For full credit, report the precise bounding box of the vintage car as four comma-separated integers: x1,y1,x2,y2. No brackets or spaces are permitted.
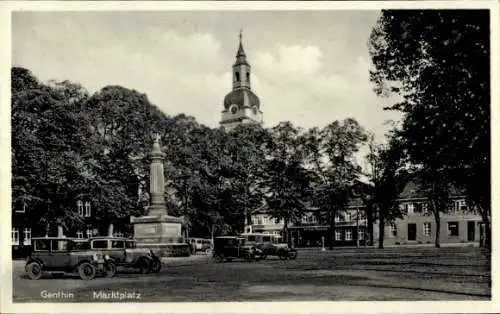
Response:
212,236,264,262
187,238,213,254
240,233,297,260
77,237,161,276
25,237,106,280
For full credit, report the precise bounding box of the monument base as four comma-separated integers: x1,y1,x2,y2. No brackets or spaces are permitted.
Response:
130,214,190,257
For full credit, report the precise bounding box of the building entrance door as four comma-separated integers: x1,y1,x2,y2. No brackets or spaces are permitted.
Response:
407,223,417,241
467,221,475,241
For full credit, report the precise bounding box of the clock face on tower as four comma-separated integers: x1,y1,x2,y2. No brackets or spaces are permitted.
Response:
230,104,238,114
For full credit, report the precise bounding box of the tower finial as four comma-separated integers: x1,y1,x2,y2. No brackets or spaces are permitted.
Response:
236,29,246,58
239,29,243,43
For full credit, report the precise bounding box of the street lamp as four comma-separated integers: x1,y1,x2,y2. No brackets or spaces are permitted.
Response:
321,236,326,251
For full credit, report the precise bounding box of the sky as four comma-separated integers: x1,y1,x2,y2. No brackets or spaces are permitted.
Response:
12,10,402,144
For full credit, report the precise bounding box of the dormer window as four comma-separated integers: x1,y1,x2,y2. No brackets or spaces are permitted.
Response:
77,200,84,216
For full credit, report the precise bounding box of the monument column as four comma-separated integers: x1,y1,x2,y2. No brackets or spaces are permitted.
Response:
130,134,189,257
148,134,167,217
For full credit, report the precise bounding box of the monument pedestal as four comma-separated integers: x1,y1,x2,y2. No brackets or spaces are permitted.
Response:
131,214,190,257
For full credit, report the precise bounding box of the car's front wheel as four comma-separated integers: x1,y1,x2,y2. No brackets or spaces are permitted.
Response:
78,262,96,280
26,262,43,280
138,258,150,274
278,251,288,260
104,261,117,278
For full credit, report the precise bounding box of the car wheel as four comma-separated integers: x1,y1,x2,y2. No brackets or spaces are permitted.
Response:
26,262,43,280
261,254,267,260
289,253,297,260
243,253,253,262
205,248,212,255
138,258,150,274
150,258,162,273
78,262,96,280
278,253,288,260
104,261,117,278
215,254,225,262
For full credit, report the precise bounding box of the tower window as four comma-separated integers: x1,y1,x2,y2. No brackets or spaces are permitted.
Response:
235,72,240,81
246,72,250,81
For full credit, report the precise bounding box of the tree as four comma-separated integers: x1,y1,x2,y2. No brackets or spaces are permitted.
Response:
303,119,368,249
369,10,490,248
262,122,312,244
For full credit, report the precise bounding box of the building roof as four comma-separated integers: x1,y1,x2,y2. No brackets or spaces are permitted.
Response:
223,88,260,110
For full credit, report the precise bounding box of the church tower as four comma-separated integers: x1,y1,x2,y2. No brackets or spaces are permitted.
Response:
220,31,263,131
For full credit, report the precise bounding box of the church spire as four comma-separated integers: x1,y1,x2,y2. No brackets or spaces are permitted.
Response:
237,29,246,57
234,29,248,66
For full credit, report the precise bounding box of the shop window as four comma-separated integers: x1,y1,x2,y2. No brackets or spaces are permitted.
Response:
448,222,459,236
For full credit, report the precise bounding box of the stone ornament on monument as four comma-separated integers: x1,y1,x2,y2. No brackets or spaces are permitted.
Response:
130,134,189,257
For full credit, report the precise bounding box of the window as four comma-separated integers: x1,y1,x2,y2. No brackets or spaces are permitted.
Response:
53,240,68,252
86,229,93,238
422,202,430,214
413,203,423,213
335,213,343,222
423,222,431,236
77,200,84,216
12,228,19,245
247,235,256,242
23,228,32,245
246,72,250,82
346,212,352,221
113,232,124,238
76,231,84,239
34,239,50,251
126,241,136,249
407,203,414,214
256,216,263,225
84,201,91,217
358,211,366,220
262,236,271,242
92,240,108,249
345,229,353,241
111,240,125,249
358,229,364,241
389,224,397,237
235,72,240,81
335,229,342,241
448,222,459,236
454,200,467,212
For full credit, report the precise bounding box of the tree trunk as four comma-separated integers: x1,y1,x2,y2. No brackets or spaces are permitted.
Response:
432,199,441,248
378,206,385,249
367,203,374,246
283,219,289,245
481,211,491,250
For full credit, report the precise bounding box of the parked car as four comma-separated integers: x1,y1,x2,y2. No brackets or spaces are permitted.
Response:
212,236,264,262
241,233,297,260
188,238,213,254
25,237,106,280
77,237,161,276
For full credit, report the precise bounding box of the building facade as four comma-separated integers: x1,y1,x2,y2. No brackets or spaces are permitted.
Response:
220,32,263,131
248,180,484,247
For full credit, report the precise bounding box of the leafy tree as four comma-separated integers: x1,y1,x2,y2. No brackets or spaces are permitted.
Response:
303,118,368,248
262,122,313,244
369,10,490,248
